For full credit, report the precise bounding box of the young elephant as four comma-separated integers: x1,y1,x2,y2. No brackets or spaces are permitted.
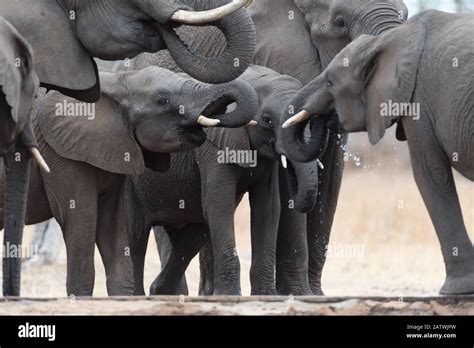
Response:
283,11,474,294
0,66,257,296
127,65,320,296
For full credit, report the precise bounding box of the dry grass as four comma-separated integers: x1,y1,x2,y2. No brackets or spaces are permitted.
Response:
8,133,474,297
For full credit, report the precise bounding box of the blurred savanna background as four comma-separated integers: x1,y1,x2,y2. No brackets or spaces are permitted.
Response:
11,0,474,297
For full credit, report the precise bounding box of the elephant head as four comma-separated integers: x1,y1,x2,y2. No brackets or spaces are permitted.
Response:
0,0,256,102
37,66,258,174
0,17,52,296
206,65,319,212
283,16,427,145
248,0,408,162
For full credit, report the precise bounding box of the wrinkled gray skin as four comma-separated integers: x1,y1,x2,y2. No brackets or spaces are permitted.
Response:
128,25,320,295
0,17,39,296
0,0,256,102
126,65,317,295
285,11,474,295
0,66,256,296
250,0,407,294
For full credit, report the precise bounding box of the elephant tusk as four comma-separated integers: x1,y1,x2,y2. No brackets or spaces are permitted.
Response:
28,147,51,174
247,120,258,126
281,155,288,169
197,115,221,127
282,110,312,129
170,0,251,25
317,159,324,170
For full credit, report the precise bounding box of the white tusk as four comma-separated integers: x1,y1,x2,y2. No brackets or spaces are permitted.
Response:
170,0,251,25
28,147,51,173
281,155,288,169
317,159,324,170
197,115,221,127
247,120,258,126
282,110,312,129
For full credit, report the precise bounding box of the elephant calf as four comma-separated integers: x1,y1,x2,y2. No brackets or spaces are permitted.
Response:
283,10,474,295
127,65,320,296
0,66,257,296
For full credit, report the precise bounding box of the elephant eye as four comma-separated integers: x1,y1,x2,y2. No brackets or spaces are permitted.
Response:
157,96,170,106
262,115,273,128
327,79,333,87
334,16,347,28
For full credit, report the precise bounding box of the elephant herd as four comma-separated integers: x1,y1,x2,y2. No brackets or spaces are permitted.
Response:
0,0,472,298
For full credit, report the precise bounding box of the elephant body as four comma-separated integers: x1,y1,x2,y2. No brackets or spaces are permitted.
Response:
0,66,257,296
0,16,44,296
284,10,474,294
247,0,408,294
128,62,323,295
128,142,281,295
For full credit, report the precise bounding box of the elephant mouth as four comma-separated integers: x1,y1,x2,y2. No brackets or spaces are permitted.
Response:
180,125,207,146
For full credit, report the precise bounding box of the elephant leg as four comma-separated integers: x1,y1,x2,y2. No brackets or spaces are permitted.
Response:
276,167,311,295
150,224,209,295
198,240,215,295
307,134,346,295
96,187,134,296
408,136,474,295
153,226,188,295
127,216,150,296
52,193,98,296
203,170,241,295
248,162,280,295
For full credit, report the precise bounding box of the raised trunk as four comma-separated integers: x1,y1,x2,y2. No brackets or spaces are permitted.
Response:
2,148,31,296
198,79,258,127
160,0,256,84
286,160,319,213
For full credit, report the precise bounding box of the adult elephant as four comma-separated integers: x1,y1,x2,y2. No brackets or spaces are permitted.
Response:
0,17,51,296
0,0,256,102
282,11,474,295
126,65,318,295
0,66,257,296
248,0,407,295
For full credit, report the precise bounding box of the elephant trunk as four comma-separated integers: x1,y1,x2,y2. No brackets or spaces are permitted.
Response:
281,76,332,163
195,79,258,128
2,148,31,296
286,160,319,213
159,0,256,84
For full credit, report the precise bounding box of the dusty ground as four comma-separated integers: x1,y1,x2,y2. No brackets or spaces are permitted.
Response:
1,133,473,314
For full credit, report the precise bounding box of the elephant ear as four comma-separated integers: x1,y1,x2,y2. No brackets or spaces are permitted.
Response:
204,127,252,168
1,0,100,102
0,17,38,127
37,91,145,175
248,0,321,84
350,17,427,145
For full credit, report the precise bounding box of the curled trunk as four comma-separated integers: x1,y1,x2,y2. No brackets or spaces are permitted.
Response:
199,79,258,127
160,0,256,84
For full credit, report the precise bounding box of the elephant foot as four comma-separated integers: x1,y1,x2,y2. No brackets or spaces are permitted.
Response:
311,287,325,296
440,272,474,295
213,288,242,296
251,288,278,296
150,279,184,295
